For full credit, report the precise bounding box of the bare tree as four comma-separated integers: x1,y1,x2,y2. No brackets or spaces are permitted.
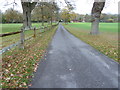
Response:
64,0,75,10
91,0,106,35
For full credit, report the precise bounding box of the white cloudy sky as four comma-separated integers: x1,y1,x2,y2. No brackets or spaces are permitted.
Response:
0,0,119,14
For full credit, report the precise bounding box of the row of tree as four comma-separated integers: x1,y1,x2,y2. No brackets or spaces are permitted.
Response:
1,9,23,23
79,14,118,23
1,1,59,25
59,7,118,23
1,8,118,24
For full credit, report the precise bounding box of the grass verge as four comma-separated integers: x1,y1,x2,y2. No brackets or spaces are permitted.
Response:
2,26,58,88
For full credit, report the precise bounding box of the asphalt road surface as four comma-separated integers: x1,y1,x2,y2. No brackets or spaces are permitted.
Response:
30,24,119,88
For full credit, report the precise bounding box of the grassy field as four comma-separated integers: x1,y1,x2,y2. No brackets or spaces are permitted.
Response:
67,23,118,32
2,24,58,88
1,23,49,33
63,22,118,62
1,23,54,48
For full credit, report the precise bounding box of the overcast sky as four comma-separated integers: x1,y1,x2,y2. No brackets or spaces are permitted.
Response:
0,0,119,14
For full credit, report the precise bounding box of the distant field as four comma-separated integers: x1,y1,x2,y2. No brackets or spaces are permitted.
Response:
68,23,118,33
1,23,117,33
1,23,48,33
64,22,118,62
1,23,22,33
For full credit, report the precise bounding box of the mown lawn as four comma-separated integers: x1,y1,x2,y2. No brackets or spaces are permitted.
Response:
1,23,49,33
63,22,118,62
67,23,118,32
2,25,58,88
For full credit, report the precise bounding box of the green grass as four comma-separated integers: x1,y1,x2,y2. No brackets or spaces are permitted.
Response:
1,23,46,33
1,23,22,33
1,23,57,34
64,23,118,62
68,23,118,33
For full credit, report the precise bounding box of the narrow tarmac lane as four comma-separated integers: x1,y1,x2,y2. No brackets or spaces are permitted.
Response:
30,24,118,88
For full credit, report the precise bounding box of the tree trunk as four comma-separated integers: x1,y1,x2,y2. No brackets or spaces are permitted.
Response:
51,17,52,25
91,0,105,35
21,1,37,30
19,28,24,49
91,18,99,35
41,6,44,26
22,8,32,30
